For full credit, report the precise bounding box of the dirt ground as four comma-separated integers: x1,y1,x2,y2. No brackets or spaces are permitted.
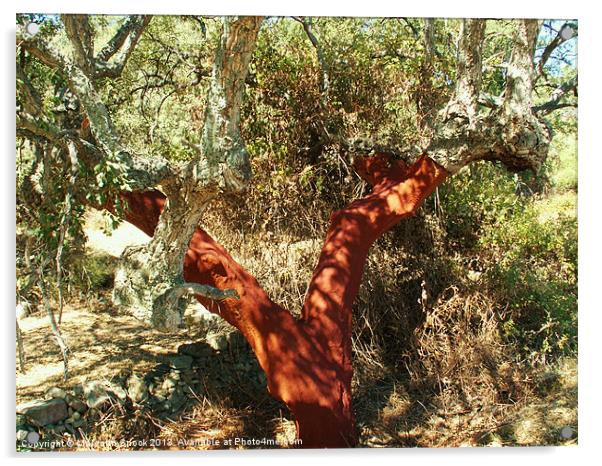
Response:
17,210,181,403
17,303,195,403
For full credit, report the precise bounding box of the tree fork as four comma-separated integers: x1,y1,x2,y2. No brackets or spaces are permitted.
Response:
106,152,447,447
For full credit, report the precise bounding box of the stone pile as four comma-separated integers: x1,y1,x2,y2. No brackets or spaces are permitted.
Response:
17,332,266,448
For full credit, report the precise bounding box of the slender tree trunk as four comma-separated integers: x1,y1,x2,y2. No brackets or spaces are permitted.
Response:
107,152,447,447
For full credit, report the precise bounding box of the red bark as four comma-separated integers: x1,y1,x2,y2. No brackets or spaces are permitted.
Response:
111,153,447,448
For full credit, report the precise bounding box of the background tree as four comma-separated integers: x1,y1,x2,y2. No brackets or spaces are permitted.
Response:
16,15,577,447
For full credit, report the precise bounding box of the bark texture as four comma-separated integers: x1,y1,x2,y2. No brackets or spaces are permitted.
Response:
426,19,549,174
107,152,447,447
110,16,263,329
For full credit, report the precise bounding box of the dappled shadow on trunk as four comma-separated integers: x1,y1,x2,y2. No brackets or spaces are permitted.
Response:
100,154,447,447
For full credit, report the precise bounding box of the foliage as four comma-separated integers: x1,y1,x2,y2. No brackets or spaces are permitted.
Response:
437,135,577,362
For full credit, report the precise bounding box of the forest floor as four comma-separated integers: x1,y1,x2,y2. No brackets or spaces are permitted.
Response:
16,209,578,450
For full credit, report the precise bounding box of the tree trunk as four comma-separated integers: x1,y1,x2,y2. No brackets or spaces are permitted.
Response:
110,17,263,329
107,152,447,447
110,186,212,328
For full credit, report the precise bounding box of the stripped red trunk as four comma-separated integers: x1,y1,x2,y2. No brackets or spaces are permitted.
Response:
111,154,447,448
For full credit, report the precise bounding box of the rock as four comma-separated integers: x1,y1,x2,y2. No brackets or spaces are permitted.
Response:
107,382,128,401
46,387,67,400
16,302,30,320
18,398,68,426
72,385,84,396
126,374,148,403
166,390,186,412
83,381,111,409
167,355,193,370
72,418,85,428
51,424,66,434
162,378,177,391
206,334,228,352
67,398,87,413
153,363,172,375
178,342,213,359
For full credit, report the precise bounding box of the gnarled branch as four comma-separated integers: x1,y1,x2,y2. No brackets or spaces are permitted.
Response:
535,22,578,83
533,76,577,115
95,15,152,79
191,16,264,193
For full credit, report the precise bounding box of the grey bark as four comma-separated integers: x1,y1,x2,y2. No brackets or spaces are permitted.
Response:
424,19,436,64
18,16,263,330
113,16,263,329
17,20,175,191
112,186,210,329
190,16,263,193
427,19,551,174
95,16,152,79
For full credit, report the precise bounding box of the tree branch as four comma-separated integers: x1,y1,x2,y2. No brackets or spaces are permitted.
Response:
478,92,503,109
62,14,95,75
17,113,65,143
16,62,42,115
423,18,436,64
427,19,486,173
191,16,264,193
174,282,239,301
444,19,486,121
535,22,577,83
533,76,578,115
293,16,330,97
94,15,152,79
427,20,552,174
502,19,541,115
400,18,420,38
17,28,64,70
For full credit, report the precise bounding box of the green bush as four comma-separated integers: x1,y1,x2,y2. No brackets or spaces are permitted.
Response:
437,156,577,363
480,199,577,361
